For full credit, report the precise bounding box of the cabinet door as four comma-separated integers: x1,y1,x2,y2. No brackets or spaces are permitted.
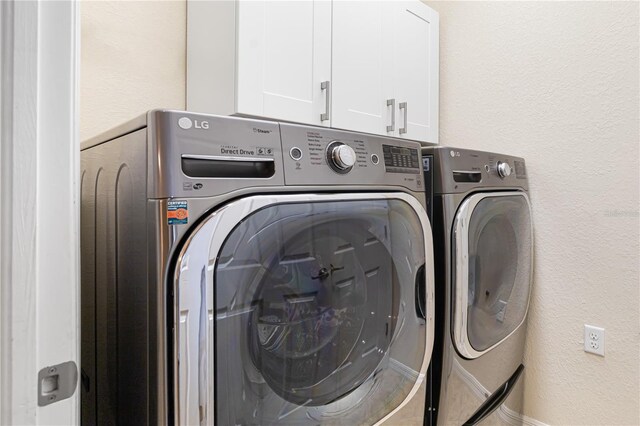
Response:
331,1,395,135
236,1,331,125
393,1,439,143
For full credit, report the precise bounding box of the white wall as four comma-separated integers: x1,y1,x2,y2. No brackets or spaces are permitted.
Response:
426,2,639,424
80,0,186,141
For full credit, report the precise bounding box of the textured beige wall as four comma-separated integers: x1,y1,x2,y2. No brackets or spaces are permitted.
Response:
80,1,186,141
426,1,640,424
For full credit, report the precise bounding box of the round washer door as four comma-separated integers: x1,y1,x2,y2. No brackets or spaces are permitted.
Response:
452,191,533,359
172,192,434,425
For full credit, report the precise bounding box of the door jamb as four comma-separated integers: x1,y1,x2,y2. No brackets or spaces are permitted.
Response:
0,1,80,423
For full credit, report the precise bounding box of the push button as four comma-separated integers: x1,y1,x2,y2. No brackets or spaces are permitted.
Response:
289,147,303,161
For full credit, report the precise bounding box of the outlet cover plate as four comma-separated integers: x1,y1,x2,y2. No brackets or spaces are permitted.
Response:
584,324,605,357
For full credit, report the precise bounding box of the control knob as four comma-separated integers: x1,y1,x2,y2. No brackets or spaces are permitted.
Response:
326,141,356,173
497,161,512,178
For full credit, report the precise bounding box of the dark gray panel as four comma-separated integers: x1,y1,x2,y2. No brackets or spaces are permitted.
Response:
94,164,115,425
80,168,96,425
115,164,149,423
80,129,150,425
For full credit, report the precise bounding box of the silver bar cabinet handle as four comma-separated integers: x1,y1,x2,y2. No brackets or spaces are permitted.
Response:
386,99,395,132
399,101,408,134
321,81,331,121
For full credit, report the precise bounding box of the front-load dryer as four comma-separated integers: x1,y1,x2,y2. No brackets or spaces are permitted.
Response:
80,110,435,425
422,147,533,425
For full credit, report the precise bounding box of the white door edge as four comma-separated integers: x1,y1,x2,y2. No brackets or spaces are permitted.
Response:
0,1,80,424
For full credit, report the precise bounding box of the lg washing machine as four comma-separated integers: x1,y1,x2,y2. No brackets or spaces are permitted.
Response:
422,147,533,425
80,110,435,425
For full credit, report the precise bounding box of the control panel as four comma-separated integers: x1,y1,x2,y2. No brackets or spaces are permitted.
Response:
382,145,421,174
424,147,528,194
280,123,424,192
146,110,426,198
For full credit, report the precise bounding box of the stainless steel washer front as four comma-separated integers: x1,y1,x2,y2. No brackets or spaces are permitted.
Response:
422,146,533,426
173,192,434,425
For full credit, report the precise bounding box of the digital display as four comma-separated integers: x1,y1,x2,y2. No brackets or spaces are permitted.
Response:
391,147,411,156
382,144,420,174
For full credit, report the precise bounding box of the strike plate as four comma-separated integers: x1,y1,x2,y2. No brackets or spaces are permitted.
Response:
38,361,78,407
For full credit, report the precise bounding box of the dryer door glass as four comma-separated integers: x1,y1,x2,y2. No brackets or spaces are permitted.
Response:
453,192,532,358
173,194,431,425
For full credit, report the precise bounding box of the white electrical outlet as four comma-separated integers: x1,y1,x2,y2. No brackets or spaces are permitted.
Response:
584,325,605,356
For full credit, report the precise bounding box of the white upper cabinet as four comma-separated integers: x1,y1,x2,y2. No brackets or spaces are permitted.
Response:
331,1,394,136
392,1,439,143
187,0,331,126
236,1,331,125
187,0,438,143
331,1,439,142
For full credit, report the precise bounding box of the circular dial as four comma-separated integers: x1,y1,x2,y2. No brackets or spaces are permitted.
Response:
497,161,512,178
326,141,356,173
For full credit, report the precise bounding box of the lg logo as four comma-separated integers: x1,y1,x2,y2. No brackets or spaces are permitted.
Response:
178,117,210,130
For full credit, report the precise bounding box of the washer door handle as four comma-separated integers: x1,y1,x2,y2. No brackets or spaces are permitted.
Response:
415,264,426,320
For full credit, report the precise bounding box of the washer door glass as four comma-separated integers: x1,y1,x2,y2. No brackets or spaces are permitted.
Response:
453,192,532,358
174,194,431,425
